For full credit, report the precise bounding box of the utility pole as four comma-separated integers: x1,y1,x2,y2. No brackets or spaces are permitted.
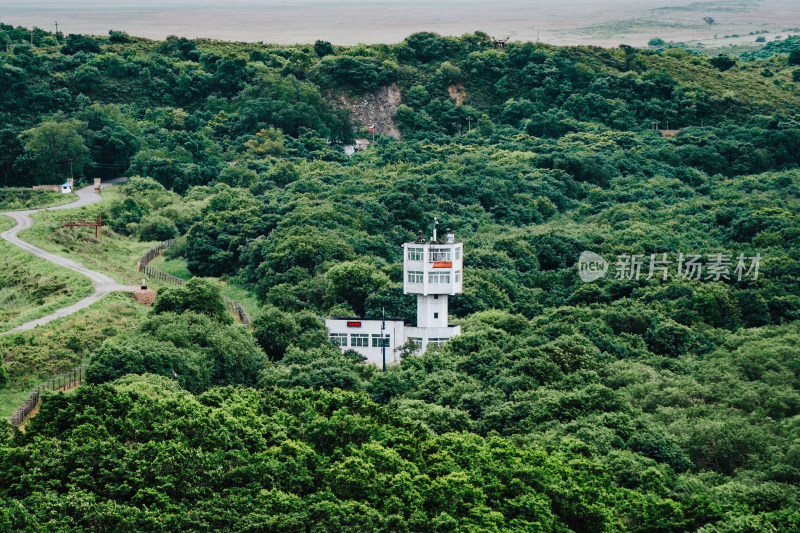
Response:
54,21,59,34
467,116,472,133
30,28,34,46
381,307,386,373
68,159,73,181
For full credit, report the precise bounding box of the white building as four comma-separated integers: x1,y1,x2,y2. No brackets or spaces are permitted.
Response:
325,219,463,368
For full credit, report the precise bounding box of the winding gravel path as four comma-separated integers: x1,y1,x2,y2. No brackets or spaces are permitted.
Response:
0,179,139,336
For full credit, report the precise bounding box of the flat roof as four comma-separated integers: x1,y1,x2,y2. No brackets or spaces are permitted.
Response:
327,316,413,326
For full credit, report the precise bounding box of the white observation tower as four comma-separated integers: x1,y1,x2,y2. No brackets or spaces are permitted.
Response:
325,217,462,367
403,217,463,330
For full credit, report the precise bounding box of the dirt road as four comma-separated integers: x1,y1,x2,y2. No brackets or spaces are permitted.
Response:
0,179,139,336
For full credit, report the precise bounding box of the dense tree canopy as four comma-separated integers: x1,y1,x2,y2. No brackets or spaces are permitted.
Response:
2,25,800,531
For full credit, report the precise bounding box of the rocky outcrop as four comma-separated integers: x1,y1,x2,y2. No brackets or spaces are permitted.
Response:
332,84,403,140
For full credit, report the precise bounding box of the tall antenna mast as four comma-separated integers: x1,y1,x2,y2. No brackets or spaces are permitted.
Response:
432,216,438,242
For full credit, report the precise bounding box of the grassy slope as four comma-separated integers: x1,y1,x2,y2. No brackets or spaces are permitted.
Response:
0,215,94,334
17,186,262,323
0,292,150,418
0,190,78,211
148,255,191,279
20,188,157,286
644,50,800,111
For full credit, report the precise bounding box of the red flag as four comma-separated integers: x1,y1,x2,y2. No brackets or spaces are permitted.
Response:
367,124,375,132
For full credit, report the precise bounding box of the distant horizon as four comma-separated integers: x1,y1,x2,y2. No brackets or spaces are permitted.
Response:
2,0,799,48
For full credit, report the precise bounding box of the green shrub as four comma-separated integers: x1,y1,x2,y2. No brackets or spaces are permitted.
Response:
152,278,231,323
138,214,178,241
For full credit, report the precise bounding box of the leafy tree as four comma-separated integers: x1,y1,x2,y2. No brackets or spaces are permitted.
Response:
314,40,334,57
138,214,178,241
152,278,232,323
21,117,89,181
242,127,285,156
108,30,132,43
325,259,391,316
86,336,211,393
140,312,264,387
109,197,149,234
60,33,100,55
252,306,299,360
710,54,736,71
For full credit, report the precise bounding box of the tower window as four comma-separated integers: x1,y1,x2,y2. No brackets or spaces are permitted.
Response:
428,272,451,284
429,248,451,262
455,270,461,282
455,247,461,260
407,247,424,261
407,271,423,283
434,312,439,319
433,295,439,300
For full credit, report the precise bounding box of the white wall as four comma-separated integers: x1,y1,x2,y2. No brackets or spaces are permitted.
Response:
325,318,406,368
404,325,461,354
325,318,462,367
417,294,449,328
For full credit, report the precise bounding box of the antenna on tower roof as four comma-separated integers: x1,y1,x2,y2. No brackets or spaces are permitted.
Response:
432,216,438,242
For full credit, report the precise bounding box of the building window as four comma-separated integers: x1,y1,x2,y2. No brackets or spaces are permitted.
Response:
372,334,390,347
433,312,439,319
407,247,424,261
351,334,369,347
407,271,423,283
408,337,422,347
427,337,449,346
455,247,461,260
455,270,461,282
433,295,439,300
329,333,347,346
428,272,451,284
429,248,451,262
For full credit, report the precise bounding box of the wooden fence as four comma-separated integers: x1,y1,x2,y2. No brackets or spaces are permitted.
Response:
136,239,175,271
137,241,251,326
9,365,88,426
225,298,251,326
139,264,187,286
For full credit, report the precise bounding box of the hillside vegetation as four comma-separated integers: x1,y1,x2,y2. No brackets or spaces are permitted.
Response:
1,25,800,531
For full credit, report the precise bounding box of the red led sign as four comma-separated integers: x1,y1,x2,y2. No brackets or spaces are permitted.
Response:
433,261,452,268
347,321,362,327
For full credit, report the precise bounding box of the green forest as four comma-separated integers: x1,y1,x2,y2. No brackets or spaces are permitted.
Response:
1,24,800,531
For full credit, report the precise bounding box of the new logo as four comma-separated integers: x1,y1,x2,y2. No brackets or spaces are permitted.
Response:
577,251,608,283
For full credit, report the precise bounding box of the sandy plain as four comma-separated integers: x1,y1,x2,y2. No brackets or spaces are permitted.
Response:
1,0,799,47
